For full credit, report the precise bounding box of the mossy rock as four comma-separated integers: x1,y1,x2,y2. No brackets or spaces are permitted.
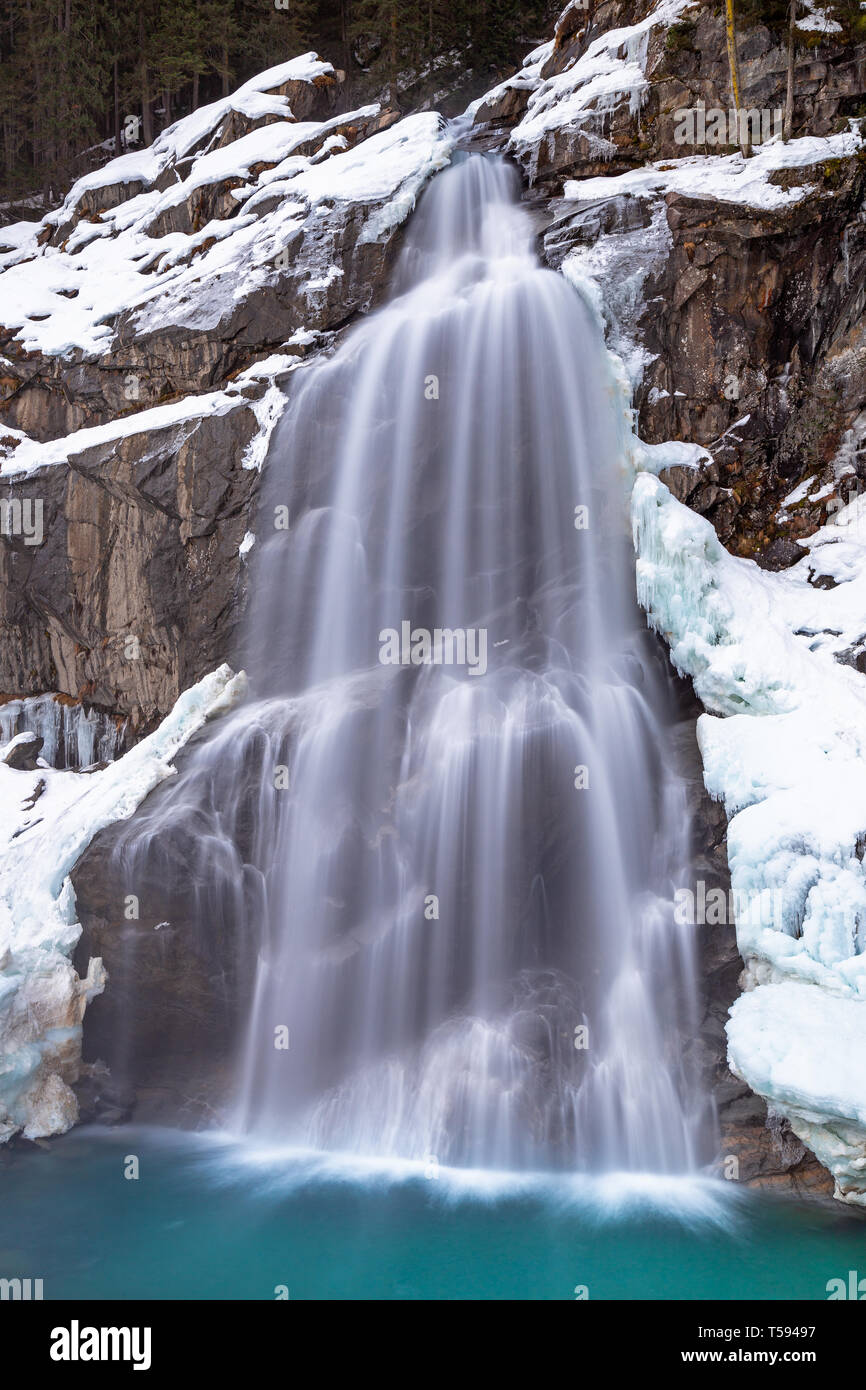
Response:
665,20,697,53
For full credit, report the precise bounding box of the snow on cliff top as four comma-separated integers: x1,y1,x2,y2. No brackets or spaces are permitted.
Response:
0,59,451,360
43,55,337,209
564,126,864,211
502,0,697,168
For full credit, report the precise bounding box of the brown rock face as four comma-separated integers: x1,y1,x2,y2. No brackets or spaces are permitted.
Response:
496,2,865,182
540,160,866,558
0,401,259,729
637,164,866,555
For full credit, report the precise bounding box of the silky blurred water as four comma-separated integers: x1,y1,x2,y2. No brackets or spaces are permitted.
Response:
110,152,710,1174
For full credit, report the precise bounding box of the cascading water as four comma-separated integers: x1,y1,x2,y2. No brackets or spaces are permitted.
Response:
112,153,709,1174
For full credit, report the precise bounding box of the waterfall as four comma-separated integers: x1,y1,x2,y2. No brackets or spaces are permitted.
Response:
111,153,708,1173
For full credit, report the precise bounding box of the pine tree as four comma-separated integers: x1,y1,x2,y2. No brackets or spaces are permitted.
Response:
350,0,428,105
724,0,752,158
153,0,204,125
237,0,319,74
0,0,559,204
783,0,795,140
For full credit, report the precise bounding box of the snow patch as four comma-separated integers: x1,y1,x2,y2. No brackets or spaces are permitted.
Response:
564,127,864,211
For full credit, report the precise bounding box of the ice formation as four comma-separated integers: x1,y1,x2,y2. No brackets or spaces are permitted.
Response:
633,474,866,1202
0,695,126,769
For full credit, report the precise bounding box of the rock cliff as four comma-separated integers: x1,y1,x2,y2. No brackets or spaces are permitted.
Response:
2,1,865,1205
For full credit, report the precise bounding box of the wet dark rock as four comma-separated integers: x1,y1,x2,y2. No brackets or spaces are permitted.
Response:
73,1061,136,1127
837,638,866,672
20,776,45,809
756,538,805,570
807,568,841,590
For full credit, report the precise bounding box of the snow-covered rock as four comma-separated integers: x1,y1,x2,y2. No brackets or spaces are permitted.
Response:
472,0,702,182
563,127,865,212
0,60,452,442
0,65,453,729
1,730,43,770
508,0,694,177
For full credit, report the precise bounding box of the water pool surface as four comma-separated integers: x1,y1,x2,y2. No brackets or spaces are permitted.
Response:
2,1128,864,1300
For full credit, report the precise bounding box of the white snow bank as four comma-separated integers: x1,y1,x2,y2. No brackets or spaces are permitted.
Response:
632,471,866,1198
729,982,866,1127
564,127,864,211
0,664,245,1141
728,982,866,1202
0,221,40,265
